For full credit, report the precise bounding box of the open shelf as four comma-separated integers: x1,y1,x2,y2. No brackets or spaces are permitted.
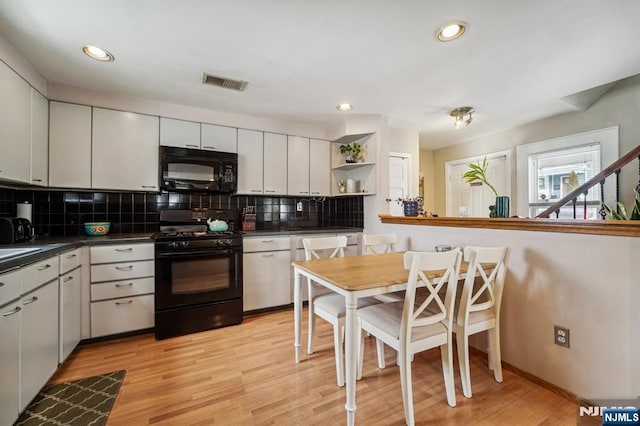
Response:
332,161,376,171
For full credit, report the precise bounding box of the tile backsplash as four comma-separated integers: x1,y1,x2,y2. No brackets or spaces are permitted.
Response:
1,187,363,237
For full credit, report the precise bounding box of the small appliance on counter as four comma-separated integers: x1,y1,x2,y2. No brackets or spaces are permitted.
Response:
241,206,256,231
0,217,34,244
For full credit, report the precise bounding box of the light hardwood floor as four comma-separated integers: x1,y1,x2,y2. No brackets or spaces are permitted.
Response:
50,308,579,425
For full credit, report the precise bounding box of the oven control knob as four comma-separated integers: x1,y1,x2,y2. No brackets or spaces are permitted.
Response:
169,242,179,249
225,239,232,245
181,241,190,248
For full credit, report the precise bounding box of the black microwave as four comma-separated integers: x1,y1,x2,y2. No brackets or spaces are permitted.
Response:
159,146,237,193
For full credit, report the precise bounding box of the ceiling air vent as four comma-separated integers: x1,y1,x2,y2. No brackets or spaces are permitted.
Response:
202,73,248,92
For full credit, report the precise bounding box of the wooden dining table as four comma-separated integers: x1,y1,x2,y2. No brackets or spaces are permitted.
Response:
292,252,441,425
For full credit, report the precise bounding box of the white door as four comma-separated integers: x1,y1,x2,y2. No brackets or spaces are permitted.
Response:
446,153,510,217
389,154,409,216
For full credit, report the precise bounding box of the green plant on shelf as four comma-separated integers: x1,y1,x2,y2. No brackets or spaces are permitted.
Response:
339,142,361,163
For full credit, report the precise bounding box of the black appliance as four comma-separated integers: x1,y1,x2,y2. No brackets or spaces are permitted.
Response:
153,208,243,340
159,146,237,192
0,217,33,244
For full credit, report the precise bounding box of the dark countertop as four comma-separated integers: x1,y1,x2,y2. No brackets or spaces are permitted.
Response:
240,227,362,237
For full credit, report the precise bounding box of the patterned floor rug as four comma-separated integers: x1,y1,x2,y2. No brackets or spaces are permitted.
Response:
15,370,126,426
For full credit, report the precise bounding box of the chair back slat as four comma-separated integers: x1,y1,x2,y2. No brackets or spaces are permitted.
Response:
303,236,347,261
401,249,462,339
458,246,508,326
363,233,397,255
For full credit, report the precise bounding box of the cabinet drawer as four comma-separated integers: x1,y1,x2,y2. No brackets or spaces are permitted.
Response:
243,236,290,252
22,257,59,294
91,277,155,301
91,260,154,283
91,294,154,337
295,233,337,249
60,248,81,274
0,268,21,306
90,243,154,264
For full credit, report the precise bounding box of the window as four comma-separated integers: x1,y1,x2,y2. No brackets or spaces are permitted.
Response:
515,126,619,218
527,144,601,218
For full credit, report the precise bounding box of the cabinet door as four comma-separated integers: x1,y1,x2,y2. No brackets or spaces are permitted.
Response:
309,139,331,196
49,102,92,188
30,88,49,186
287,136,310,196
160,117,200,149
243,250,291,311
201,123,237,152
92,108,159,191
21,280,59,411
263,132,287,195
60,267,82,363
237,129,263,194
0,61,31,183
0,299,21,426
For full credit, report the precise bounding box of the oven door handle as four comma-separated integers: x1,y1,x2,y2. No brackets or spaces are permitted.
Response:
156,249,238,258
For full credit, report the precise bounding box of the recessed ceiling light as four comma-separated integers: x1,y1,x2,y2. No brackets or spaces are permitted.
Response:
336,103,353,111
82,44,114,62
436,21,467,42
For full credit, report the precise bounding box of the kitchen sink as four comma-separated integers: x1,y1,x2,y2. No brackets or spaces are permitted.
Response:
0,247,41,261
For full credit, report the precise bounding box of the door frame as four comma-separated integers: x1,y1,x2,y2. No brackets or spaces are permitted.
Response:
388,152,412,215
445,149,512,217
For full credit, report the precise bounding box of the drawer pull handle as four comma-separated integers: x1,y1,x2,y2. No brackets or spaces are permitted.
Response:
202,145,216,150
23,296,38,305
63,276,73,282
262,254,275,258
115,283,134,288
261,240,274,243
115,300,133,305
141,185,156,189
0,282,4,287
115,248,133,252
37,264,51,271
186,144,199,148
32,178,43,182
299,192,308,194
116,265,133,271
66,253,77,259
3,306,21,316
250,189,262,193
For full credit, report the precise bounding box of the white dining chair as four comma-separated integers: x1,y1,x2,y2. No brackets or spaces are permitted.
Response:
357,249,461,426
454,246,509,398
303,236,380,387
362,233,397,255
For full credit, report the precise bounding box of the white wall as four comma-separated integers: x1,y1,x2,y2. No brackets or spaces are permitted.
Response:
428,74,640,215
373,222,639,400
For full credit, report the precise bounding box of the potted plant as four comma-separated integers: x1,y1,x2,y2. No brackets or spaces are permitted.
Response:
603,188,640,220
386,196,423,216
339,142,361,163
462,157,509,217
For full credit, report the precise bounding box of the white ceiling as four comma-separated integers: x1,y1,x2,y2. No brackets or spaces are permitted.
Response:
1,0,639,150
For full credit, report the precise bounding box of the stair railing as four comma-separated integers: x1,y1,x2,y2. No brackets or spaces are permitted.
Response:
536,144,640,219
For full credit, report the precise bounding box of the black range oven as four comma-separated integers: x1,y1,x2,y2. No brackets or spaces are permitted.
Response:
153,208,242,340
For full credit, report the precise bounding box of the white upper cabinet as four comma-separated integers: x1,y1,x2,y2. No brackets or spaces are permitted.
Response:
237,129,264,194
30,88,49,186
263,132,287,195
287,136,310,196
309,138,331,196
0,61,31,183
49,102,92,188
201,123,237,153
160,117,200,149
92,108,159,191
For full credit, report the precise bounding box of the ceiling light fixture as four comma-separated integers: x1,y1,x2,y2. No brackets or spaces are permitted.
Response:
450,106,474,129
336,103,353,112
436,21,467,42
82,44,114,62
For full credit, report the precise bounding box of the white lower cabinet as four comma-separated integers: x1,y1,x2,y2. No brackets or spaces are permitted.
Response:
20,279,59,411
90,243,155,338
243,236,291,311
59,265,82,363
0,298,21,426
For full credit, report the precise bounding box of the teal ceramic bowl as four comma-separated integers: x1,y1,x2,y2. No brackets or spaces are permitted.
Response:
84,222,110,236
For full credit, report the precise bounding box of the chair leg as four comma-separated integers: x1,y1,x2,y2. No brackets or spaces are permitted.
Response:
440,341,457,407
457,331,472,398
333,322,345,387
376,338,386,369
488,327,503,383
399,348,415,426
357,326,365,380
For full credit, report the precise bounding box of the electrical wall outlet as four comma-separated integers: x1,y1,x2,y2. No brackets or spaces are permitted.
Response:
296,201,303,212
554,325,570,348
